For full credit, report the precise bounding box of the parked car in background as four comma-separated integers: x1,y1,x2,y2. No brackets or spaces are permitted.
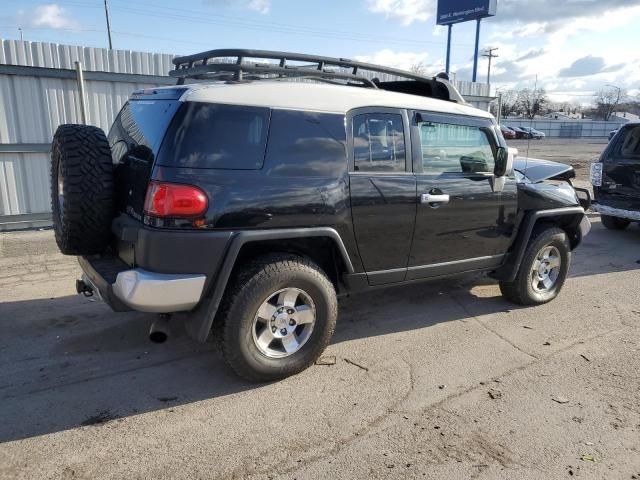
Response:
520,126,545,140
591,122,640,229
509,126,532,139
500,125,516,139
608,129,618,141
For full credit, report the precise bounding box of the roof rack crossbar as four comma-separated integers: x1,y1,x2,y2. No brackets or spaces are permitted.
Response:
170,49,465,103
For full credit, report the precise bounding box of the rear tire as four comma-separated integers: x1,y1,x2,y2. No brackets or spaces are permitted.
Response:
51,124,114,255
220,254,338,382
499,227,570,306
600,215,630,230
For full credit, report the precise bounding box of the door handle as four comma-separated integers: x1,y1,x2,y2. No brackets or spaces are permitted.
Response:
421,193,450,205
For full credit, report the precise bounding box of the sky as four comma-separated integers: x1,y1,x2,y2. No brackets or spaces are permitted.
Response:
2,0,639,104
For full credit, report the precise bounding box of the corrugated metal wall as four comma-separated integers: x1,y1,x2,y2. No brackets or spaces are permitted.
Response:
0,39,174,229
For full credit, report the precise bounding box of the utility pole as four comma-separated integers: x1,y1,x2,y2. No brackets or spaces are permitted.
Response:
104,0,113,50
482,47,499,87
18,27,23,41
472,18,481,82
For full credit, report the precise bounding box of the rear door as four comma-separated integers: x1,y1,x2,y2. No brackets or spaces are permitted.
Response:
600,124,640,210
348,108,417,285
407,111,517,279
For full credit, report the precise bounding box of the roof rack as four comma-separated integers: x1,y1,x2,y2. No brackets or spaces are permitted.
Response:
170,49,465,103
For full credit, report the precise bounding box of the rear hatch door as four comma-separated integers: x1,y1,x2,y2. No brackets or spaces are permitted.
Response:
107,88,185,220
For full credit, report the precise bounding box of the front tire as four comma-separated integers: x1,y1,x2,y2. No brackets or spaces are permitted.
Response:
220,254,338,382
499,227,570,306
600,215,630,230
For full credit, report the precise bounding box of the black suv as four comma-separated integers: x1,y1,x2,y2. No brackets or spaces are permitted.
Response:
591,121,640,229
50,50,590,381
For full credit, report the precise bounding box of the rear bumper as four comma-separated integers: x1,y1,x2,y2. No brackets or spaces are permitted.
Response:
79,256,206,313
591,203,640,221
112,269,206,313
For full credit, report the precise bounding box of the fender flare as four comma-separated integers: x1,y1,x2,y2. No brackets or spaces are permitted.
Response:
184,227,354,343
495,207,586,283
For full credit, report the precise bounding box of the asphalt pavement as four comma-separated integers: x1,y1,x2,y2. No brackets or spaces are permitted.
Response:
0,216,639,479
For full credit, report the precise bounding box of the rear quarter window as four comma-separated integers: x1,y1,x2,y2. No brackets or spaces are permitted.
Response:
264,110,347,177
157,102,270,169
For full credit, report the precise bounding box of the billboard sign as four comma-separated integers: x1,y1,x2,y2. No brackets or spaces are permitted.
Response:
436,0,497,25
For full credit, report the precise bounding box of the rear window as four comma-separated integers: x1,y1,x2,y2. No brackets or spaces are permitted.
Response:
157,102,270,169
610,125,640,162
108,100,180,164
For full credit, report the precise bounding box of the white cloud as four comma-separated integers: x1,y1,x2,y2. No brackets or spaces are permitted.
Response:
355,48,436,71
203,0,270,14
246,0,270,14
22,4,78,30
366,0,435,26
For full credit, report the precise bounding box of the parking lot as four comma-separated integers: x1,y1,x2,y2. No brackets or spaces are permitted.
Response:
1,139,639,480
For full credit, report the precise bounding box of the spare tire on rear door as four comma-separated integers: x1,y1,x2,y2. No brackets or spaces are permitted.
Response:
51,124,114,255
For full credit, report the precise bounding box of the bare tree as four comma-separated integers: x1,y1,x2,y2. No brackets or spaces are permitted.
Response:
594,86,626,121
499,90,519,118
517,88,548,119
409,62,427,75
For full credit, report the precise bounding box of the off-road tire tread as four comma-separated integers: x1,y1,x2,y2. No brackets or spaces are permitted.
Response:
220,253,337,382
499,226,570,306
51,124,114,255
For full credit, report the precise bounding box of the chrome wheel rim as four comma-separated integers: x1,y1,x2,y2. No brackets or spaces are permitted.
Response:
57,162,64,220
531,246,561,293
251,287,316,359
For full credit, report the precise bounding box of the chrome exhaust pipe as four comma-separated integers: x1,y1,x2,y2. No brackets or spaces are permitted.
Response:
149,314,170,343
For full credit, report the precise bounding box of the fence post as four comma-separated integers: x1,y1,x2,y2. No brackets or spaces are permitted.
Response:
74,61,88,124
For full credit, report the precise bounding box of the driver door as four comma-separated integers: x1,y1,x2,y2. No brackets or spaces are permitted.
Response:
407,111,517,280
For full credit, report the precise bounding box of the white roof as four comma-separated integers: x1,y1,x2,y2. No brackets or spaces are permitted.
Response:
177,81,493,119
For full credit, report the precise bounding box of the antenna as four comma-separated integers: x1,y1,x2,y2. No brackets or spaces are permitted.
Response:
525,74,538,176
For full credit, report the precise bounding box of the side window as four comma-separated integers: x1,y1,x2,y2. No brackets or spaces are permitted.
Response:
353,113,406,173
418,121,496,175
264,110,347,176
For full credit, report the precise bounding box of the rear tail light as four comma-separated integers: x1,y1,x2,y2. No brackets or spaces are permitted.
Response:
144,181,208,218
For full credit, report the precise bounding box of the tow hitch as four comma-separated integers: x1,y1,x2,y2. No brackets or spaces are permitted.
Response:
76,279,94,297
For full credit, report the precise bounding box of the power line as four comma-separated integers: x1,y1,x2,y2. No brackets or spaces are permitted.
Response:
53,0,476,49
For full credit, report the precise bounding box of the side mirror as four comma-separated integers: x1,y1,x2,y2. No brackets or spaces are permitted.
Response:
494,147,509,177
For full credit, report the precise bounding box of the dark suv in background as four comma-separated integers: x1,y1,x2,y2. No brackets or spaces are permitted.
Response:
592,121,640,229
50,50,590,381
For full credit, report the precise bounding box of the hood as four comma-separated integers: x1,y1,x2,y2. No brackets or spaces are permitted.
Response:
514,157,575,183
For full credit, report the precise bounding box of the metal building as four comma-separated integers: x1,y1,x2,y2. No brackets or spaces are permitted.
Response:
0,39,174,230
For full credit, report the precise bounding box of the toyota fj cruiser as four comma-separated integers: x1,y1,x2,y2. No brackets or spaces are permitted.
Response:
51,49,591,381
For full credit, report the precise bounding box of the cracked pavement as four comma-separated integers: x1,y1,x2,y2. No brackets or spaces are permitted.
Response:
0,216,639,480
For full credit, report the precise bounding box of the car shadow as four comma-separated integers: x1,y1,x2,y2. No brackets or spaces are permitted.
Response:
0,274,517,444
